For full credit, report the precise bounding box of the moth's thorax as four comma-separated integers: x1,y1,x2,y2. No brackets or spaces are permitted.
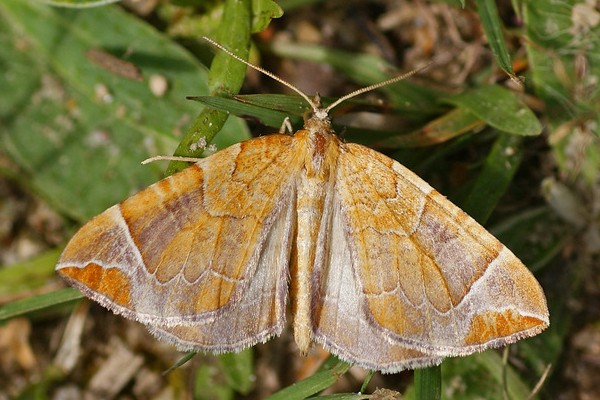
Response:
300,114,340,178
290,113,342,354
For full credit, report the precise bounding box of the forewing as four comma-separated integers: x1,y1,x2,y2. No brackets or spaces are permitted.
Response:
148,190,295,351
57,133,303,346
330,142,548,357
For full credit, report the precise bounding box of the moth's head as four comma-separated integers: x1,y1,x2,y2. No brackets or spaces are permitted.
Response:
302,93,330,123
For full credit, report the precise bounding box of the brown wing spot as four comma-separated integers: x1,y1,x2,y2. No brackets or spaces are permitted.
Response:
59,264,132,307
464,310,545,345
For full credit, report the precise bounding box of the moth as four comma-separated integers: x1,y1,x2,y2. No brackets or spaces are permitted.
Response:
56,39,549,374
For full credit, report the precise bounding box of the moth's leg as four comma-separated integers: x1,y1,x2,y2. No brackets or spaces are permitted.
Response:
279,117,293,135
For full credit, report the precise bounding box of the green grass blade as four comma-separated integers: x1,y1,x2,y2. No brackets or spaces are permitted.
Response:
266,360,352,400
317,394,370,400
475,0,515,78
414,366,442,400
0,288,82,322
188,94,305,128
39,0,120,8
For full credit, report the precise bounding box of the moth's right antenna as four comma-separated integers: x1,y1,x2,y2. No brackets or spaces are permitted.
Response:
324,61,434,113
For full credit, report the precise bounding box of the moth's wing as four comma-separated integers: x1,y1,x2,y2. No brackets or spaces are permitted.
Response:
147,195,296,352
311,193,443,373
57,134,302,350
312,142,548,370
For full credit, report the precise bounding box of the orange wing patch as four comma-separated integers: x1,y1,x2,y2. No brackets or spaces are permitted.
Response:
465,310,546,345
60,264,132,308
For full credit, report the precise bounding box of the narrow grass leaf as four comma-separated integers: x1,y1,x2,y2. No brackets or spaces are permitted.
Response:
0,288,82,322
39,0,119,8
267,360,352,400
414,366,442,400
188,94,304,128
475,0,515,78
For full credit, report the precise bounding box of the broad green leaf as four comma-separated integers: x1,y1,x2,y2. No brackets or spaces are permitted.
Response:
405,350,541,400
0,1,249,222
442,85,542,136
441,351,537,400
